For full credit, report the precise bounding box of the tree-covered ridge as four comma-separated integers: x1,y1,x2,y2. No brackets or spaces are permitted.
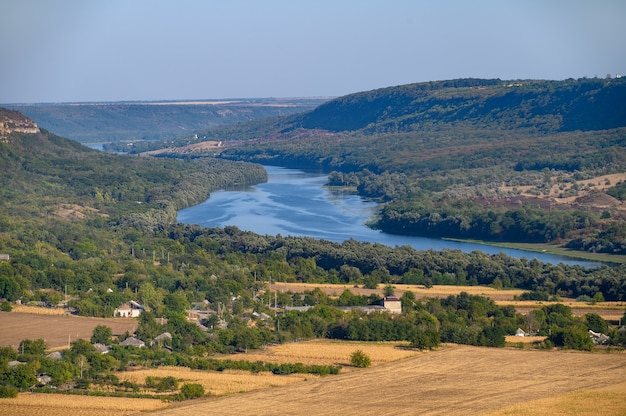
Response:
298,77,626,133
0,117,267,232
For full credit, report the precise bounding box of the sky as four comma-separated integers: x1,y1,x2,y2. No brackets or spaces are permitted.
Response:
1,0,625,103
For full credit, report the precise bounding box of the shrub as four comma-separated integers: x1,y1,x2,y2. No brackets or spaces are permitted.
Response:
350,349,371,368
146,376,178,392
0,385,18,398
178,383,205,400
1,301,12,312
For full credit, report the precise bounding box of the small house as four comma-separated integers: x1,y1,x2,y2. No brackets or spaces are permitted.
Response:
589,330,610,345
383,295,402,314
515,328,527,337
0,254,10,261
8,360,25,368
114,300,145,318
46,351,63,360
154,332,172,344
93,343,110,354
36,373,52,386
120,337,145,347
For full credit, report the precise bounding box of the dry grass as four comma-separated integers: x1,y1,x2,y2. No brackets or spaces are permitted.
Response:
117,366,313,397
217,339,420,367
151,345,626,416
0,392,168,416
0,311,137,350
500,172,626,210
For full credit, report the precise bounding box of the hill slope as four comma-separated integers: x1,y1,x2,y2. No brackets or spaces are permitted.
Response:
0,109,267,228
298,77,626,133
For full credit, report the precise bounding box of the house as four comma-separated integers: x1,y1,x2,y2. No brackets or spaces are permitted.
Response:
8,360,25,368
114,300,145,318
36,373,52,386
46,351,63,360
383,295,402,314
589,330,610,345
93,343,110,354
0,254,9,261
120,337,145,347
154,332,172,343
515,328,527,337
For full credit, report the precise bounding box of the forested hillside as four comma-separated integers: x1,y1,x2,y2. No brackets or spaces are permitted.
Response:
298,78,626,133
0,116,268,233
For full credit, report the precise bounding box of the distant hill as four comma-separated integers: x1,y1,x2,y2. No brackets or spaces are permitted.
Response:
6,98,327,143
135,78,617,175
297,77,626,133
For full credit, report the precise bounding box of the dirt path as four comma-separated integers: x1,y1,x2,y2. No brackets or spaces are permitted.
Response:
149,345,626,416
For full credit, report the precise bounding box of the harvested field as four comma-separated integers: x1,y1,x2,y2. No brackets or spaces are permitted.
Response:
271,282,525,302
0,311,137,350
117,366,312,397
216,339,420,367
10,305,67,315
0,392,167,416
482,381,626,416
505,335,547,344
500,300,626,321
152,345,626,416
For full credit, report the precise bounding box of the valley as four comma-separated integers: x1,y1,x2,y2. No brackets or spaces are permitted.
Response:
1,78,626,414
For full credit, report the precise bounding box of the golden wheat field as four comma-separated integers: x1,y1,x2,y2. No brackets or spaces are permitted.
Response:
10,305,67,315
216,339,420,367
0,392,168,416
271,282,526,301
117,366,313,397
151,345,626,416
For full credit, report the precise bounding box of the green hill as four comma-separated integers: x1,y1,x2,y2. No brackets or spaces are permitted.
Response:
0,109,267,229
298,77,626,133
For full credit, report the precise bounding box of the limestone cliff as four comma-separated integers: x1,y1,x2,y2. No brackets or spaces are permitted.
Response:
0,108,39,142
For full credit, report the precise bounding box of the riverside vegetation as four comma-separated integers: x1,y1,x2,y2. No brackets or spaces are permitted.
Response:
1,77,626,401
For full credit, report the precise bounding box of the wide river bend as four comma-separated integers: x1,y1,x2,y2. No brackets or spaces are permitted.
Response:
177,166,599,267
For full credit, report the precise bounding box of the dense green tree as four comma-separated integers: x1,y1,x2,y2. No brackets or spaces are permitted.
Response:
91,325,113,345
584,313,608,334
18,339,46,355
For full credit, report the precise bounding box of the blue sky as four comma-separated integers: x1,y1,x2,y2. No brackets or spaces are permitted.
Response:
1,0,625,103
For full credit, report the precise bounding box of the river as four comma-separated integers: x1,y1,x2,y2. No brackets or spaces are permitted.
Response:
177,165,599,267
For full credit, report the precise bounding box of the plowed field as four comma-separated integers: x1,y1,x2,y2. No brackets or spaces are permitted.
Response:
0,311,137,349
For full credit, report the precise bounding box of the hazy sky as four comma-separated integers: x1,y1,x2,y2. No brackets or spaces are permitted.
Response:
2,0,625,103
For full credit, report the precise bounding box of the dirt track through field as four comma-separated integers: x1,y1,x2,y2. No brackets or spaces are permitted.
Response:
150,345,626,416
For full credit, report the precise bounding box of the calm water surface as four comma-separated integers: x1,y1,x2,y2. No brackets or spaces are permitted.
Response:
177,166,599,267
